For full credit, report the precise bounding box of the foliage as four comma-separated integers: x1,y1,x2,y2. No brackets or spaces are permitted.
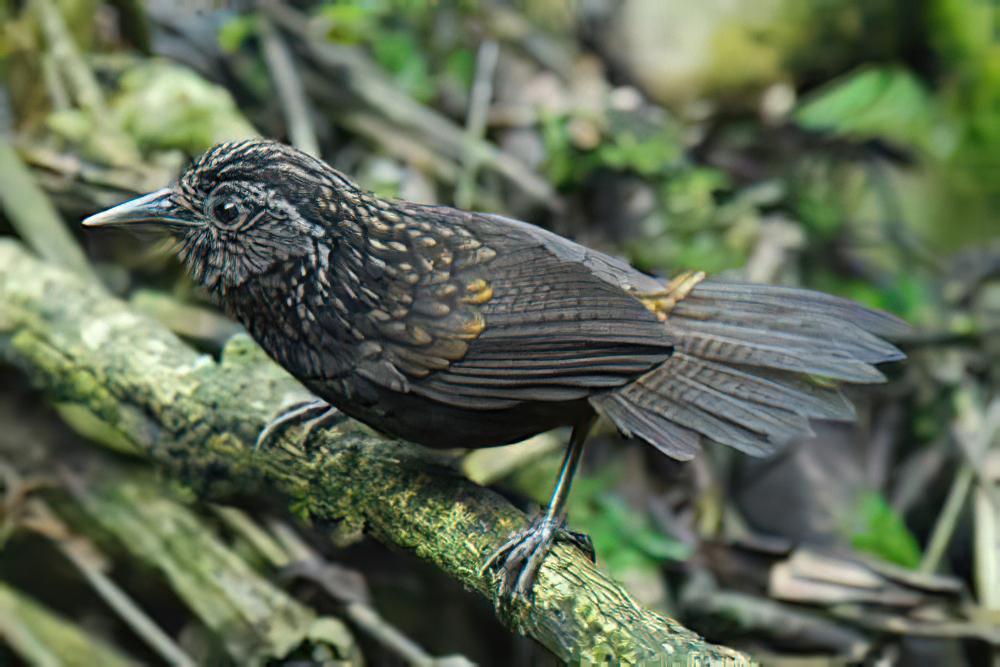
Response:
850,491,923,569
568,465,692,575
541,109,685,187
796,67,936,149
315,0,475,103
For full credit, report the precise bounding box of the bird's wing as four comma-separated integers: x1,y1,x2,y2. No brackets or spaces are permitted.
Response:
317,202,674,410
411,211,676,409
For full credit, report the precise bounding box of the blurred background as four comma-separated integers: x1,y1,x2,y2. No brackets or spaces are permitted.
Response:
0,0,998,665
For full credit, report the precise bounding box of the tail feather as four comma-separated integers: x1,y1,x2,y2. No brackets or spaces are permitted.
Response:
670,322,888,382
595,392,702,460
725,363,857,421
668,305,904,363
687,282,911,338
591,279,908,458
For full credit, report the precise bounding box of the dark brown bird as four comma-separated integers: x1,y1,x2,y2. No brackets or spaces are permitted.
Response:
83,139,907,600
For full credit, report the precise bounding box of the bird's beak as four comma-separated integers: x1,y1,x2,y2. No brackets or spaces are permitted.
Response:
82,188,198,232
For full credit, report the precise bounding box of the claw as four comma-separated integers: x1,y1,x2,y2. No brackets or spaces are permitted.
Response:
481,419,597,609
298,406,344,448
480,515,594,605
564,529,596,563
255,399,343,451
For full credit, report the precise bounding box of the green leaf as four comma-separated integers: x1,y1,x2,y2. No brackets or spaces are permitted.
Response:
563,466,691,576
443,48,476,92
597,127,681,177
850,491,922,569
541,110,684,187
218,14,258,54
595,496,692,562
813,272,932,327
316,2,383,44
540,113,586,186
796,66,934,148
795,181,844,238
372,30,435,102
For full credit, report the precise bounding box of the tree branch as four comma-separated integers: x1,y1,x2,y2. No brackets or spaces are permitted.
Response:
0,239,751,665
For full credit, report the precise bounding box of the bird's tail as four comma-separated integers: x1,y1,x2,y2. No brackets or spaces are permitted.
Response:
590,278,909,460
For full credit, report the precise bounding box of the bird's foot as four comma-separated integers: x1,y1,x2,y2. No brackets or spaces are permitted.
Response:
255,399,344,451
479,515,595,605
562,528,596,563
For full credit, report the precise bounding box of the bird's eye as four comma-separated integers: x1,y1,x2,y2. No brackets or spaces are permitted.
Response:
212,198,244,228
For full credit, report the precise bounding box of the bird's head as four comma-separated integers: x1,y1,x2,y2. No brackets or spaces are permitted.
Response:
83,139,351,292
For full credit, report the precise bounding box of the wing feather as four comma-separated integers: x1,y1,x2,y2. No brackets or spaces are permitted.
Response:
400,207,674,407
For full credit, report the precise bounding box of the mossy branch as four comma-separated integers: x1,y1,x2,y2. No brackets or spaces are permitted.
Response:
0,239,751,665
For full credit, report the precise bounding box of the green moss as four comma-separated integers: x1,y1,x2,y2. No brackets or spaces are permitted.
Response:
113,62,259,155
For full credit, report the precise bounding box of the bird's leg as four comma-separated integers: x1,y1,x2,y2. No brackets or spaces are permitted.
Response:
255,399,344,451
480,418,596,602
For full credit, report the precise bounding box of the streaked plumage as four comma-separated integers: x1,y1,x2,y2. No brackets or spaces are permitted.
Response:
83,139,908,601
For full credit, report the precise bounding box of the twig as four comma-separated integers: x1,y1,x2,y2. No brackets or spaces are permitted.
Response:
264,3,561,212
30,0,105,113
266,519,370,604
19,144,175,199
953,394,1000,514
455,39,499,210
260,14,321,157
212,504,290,568
481,5,576,80
920,392,1000,574
0,139,99,281
920,464,974,574
974,458,999,609
337,110,460,184
0,581,134,667
0,461,192,666
40,53,71,112
24,497,197,667
966,396,1000,609
59,465,359,664
680,578,870,660
267,520,474,667
0,239,750,664
218,509,471,666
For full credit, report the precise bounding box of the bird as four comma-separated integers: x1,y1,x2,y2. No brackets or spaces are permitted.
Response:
83,139,908,601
